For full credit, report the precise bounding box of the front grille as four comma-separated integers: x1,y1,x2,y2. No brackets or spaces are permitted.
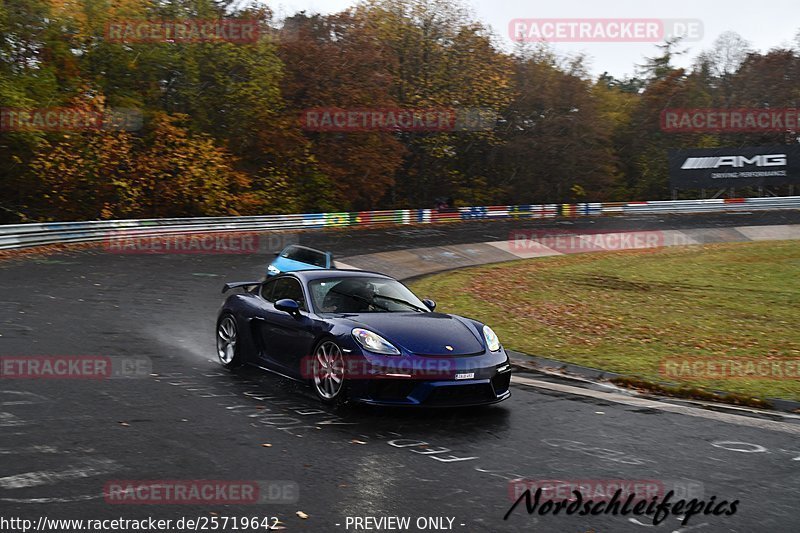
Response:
426,384,495,406
367,380,418,402
491,371,511,395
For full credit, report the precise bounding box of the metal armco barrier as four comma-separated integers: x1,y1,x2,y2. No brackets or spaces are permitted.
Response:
1,196,799,250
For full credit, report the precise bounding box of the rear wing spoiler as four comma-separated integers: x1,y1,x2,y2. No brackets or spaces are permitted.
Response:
221,281,261,294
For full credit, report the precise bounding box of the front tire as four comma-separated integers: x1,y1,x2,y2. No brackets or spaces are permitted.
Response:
312,339,346,404
216,314,244,369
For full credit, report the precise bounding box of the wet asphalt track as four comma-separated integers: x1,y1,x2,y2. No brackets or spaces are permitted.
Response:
1,211,800,533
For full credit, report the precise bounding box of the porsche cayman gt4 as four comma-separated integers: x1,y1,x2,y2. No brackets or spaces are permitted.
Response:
216,270,511,406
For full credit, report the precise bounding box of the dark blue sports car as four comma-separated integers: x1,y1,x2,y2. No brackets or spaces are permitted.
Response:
216,270,511,406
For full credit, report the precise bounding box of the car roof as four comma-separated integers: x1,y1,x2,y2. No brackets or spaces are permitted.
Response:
280,269,393,282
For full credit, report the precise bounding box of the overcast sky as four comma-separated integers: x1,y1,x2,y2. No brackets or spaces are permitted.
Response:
265,0,800,78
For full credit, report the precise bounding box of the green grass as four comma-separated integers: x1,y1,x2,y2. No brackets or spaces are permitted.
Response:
409,240,800,400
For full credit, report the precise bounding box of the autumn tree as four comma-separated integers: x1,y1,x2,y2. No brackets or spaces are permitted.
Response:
27,94,138,220
494,49,619,203
354,0,514,207
1,0,798,221
277,12,404,210
133,113,250,218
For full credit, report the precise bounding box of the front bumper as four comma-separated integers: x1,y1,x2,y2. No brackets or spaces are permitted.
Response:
346,350,512,406
354,376,511,407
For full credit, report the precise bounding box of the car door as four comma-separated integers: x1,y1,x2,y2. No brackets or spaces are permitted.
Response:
253,279,278,365
255,277,316,376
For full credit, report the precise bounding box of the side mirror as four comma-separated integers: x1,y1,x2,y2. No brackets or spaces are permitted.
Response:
422,298,436,311
275,298,300,316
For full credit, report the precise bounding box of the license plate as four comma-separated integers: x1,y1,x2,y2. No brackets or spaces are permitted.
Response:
455,372,475,380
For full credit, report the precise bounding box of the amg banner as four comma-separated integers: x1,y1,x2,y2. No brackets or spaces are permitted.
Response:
668,145,800,188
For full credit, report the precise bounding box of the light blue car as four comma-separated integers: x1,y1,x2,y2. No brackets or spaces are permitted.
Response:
266,245,334,277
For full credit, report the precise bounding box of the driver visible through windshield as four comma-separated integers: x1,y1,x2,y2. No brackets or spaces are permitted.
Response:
310,276,428,314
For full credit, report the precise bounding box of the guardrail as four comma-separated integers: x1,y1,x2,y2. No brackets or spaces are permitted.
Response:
2,196,799,250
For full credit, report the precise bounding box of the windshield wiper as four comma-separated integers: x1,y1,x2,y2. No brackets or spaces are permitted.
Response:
373,294,427,312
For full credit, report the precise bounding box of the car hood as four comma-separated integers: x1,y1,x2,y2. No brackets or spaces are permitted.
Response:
340,312,485,356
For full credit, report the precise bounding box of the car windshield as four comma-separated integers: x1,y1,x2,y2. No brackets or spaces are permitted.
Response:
309,276,428,314
281,246,327,267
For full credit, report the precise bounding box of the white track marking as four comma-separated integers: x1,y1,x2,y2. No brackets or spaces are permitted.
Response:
0,493,105,503
0,458,119,489
0,412,26,426
0,390,49,406
0,445,58,455
710,441,767,453
0,445,94,455
511,376,800,436
778,449,800,461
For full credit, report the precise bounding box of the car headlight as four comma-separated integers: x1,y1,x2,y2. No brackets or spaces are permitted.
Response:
483,325,500,352
352,328,401,355
267,265,280,275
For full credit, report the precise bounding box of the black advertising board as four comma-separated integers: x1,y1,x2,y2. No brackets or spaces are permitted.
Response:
668,145,800,188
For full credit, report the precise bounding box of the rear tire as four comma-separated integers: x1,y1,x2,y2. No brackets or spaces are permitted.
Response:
216,314,244,369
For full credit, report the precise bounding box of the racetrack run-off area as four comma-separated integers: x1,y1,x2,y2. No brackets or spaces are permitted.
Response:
1,211,800,532
409,240,800,401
